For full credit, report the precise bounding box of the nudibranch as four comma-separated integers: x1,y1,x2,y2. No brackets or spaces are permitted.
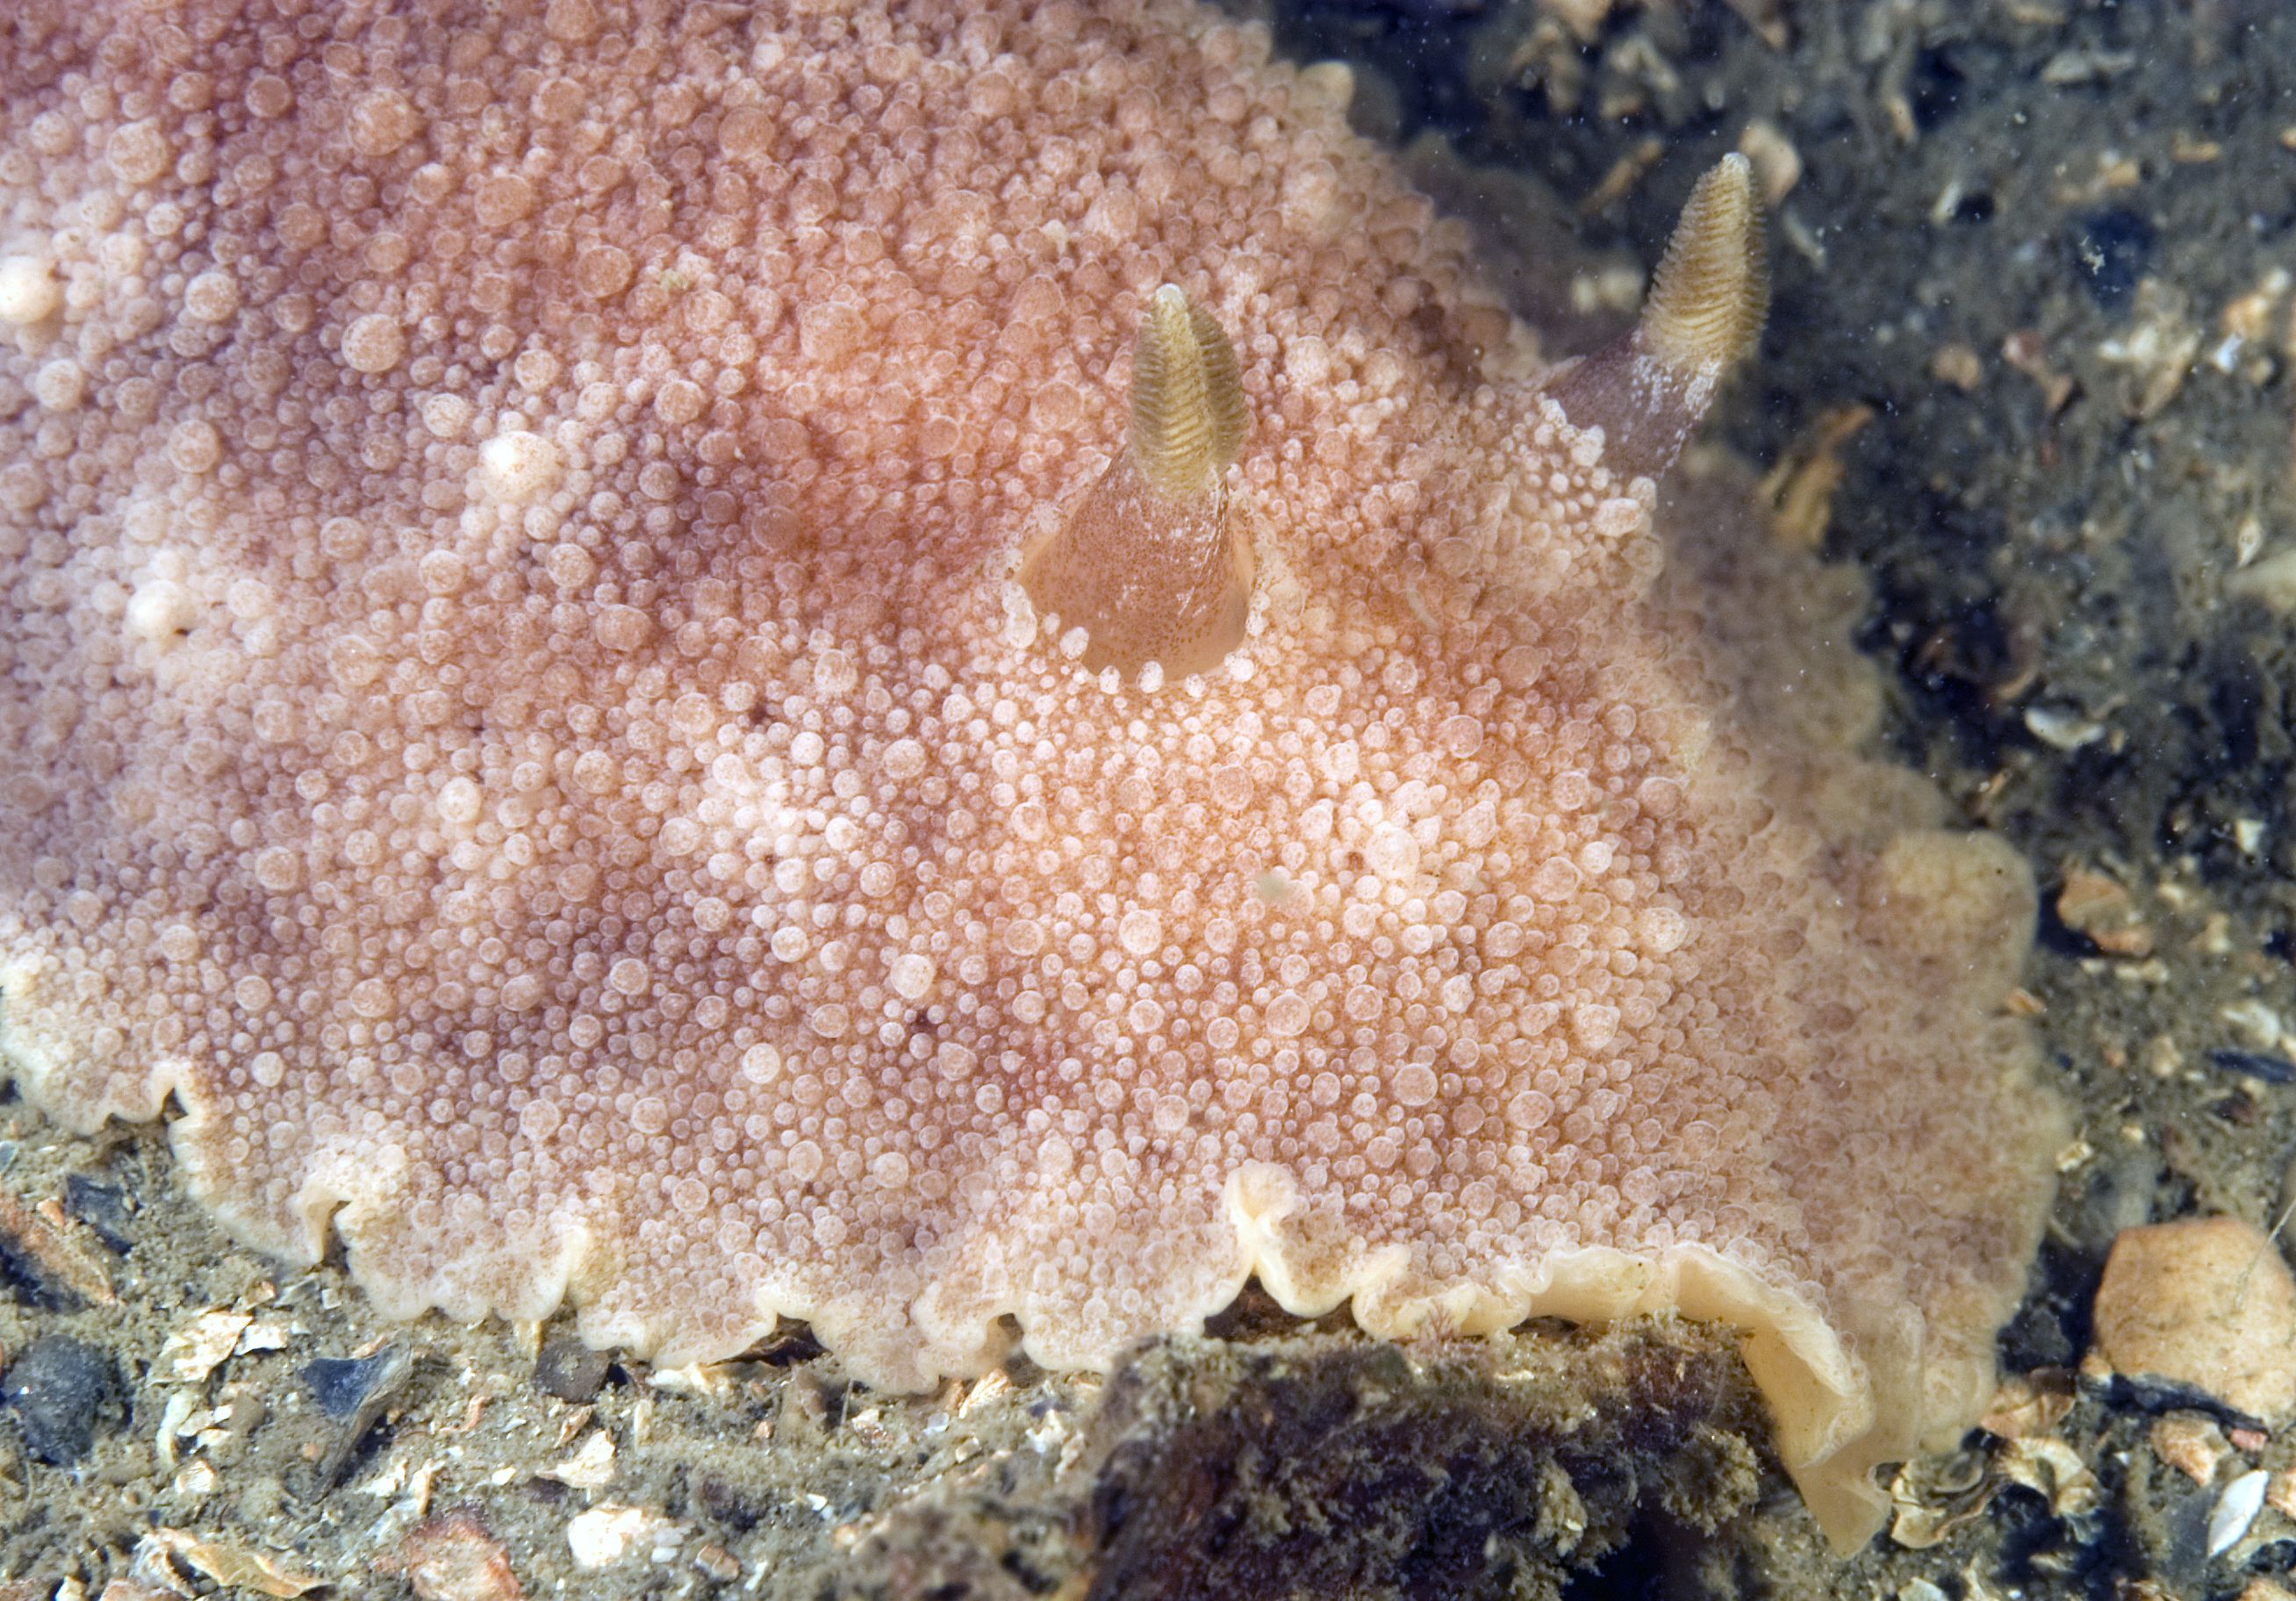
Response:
0,0,2063,1548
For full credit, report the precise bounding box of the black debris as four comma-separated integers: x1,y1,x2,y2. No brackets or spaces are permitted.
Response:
304,1345,408,1423
3,1336,116,1466
2099,1369,2268,1433
2208,1047,2294,1085
299,1343,413,1491
2069,207,2153,312
61,1174,135,1253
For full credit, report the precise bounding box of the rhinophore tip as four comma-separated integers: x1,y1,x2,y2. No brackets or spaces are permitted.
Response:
1639,154,1768,382
1546,153,1769,479
1019,285,1254,681
1130,284,1250,500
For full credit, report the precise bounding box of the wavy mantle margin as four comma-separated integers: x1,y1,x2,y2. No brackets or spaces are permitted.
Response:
0,971,2008,1557
1225,1162,1977,1553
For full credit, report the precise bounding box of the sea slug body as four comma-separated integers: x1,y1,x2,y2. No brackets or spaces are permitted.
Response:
0,0,2063,1548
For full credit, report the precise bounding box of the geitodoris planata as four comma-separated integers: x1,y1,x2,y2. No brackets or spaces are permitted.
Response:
0,0,2065,1548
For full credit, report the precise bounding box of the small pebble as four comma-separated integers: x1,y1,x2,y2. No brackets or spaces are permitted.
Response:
2092,1216,2296,1425
2025,703,2108,752
3,1335,116,1465
534,1337,612,1404
2055,866,2150,953
375,1511,522,1601
566,1502,683,1569
2149,1411,2229,1483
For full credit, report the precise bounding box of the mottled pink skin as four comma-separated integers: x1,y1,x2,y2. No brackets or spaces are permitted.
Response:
0,0,2060,1546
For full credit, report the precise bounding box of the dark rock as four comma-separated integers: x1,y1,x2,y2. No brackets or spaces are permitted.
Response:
3,1335,116,1466
835,1317,1769,1600
304,1345,407,1423
299,1343,412,1491
533,1337,611,1404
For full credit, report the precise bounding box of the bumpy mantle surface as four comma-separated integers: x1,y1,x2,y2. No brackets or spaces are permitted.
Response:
0,0,2063,1547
